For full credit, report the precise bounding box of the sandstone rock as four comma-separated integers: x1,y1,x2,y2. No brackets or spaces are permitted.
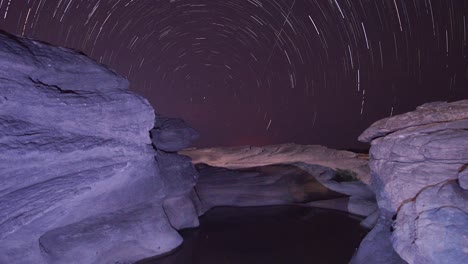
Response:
153,128,201,231
163,195,200,230
0,32,152,145
459,164,468,190
39,203,182,264
356,100,468,264
181,143,371,183
359,100,468,142
0,30,128,93
151,116,199,152
359,210,379,229
393,181,468,264
194,162,377,218
157,151,198,197
0,32,181,263
194,164,346,211
366,119,468,211
347,196,378,217
293,162,374,199
350,214,407,264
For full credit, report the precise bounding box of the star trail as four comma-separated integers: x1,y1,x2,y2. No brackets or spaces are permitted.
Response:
1,0,467,149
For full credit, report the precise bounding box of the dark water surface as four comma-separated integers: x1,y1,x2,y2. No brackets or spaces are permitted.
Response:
138,206,368,264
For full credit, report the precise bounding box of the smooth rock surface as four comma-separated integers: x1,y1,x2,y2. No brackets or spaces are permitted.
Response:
39,203,182,264
350,214,407,264
163,195,200,230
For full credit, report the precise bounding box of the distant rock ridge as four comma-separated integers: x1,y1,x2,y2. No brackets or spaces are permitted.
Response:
352,100,468,264
181,143,370,182
0,31,199,264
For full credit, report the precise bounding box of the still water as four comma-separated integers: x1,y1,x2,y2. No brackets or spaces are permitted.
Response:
138,206,367,264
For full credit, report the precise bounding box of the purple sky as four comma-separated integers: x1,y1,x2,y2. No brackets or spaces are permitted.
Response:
1,0,467,149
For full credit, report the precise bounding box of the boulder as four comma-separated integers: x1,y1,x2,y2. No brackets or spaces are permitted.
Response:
0,32,182,263
156,151,198,196
163,194,200,230
151,116,199,152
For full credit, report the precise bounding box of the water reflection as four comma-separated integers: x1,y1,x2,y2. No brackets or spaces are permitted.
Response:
138,206,368,264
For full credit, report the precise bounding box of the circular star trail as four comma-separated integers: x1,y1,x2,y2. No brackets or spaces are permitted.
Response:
1,0,467,149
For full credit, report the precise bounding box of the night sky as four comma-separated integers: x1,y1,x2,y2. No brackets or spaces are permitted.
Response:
1,0,467,149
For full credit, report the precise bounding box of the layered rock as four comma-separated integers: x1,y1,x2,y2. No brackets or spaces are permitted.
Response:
0,32,183,263
354,100,468,264
195,164,339,210
181,143,370,183
182,145,377,225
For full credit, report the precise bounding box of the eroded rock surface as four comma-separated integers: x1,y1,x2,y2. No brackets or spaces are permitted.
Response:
393,181,468,264
192,162,377,224
0,32,184,263
354,100,468,264
181,143,370,183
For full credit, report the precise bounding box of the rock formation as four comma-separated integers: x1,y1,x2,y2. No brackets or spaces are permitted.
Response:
183,145,377,225
0,31,197,264
181,143,370,182
152,117,201,230
353,100,468,264
152,115,199,152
